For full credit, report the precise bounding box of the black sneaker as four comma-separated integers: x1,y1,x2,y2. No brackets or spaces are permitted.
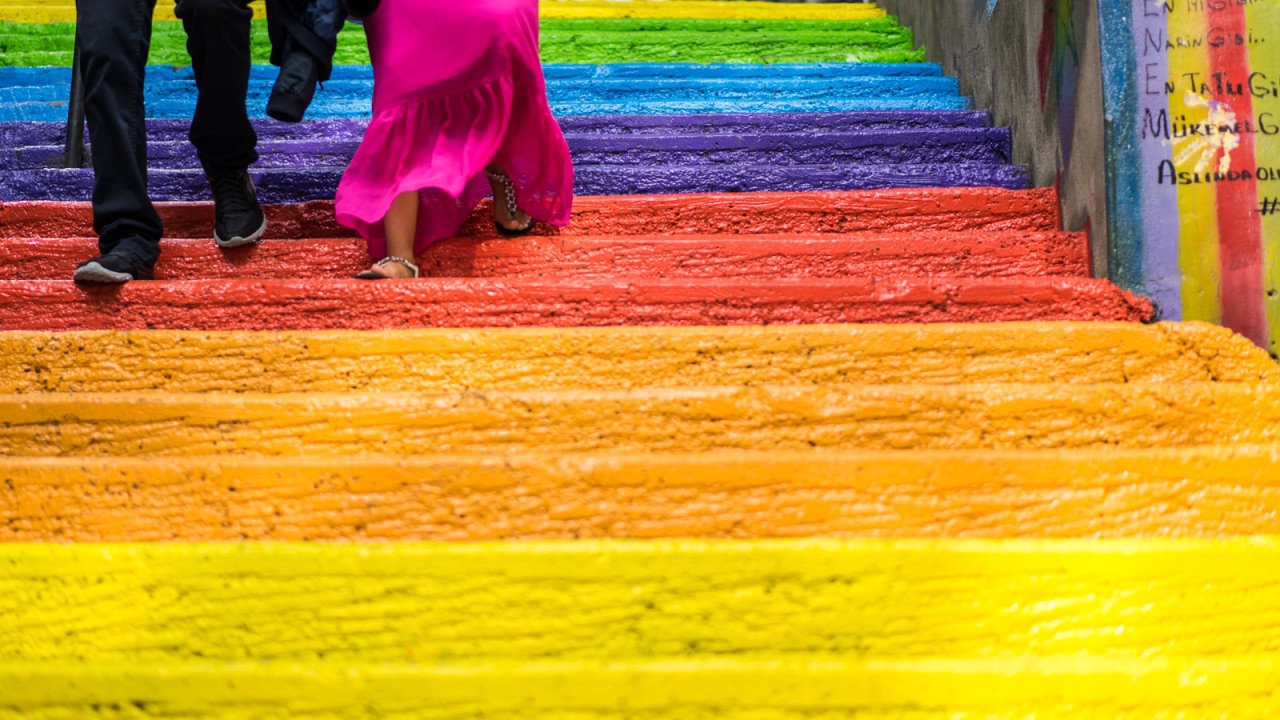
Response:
208,168,268,248
73,248,155,284
266,51,320,124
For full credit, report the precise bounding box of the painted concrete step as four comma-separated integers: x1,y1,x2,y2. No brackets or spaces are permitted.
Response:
3,129,1015,171
0,63,947,92
1,162,1028,203
8,96,972,123
1,0,891,23
0,111,994,149
3,540,1280,660
0,383,1274,456
2,63,955,89
4,446,1279,541
0,18,928,69
0,188,1065,239
2,657,1277,718
1,232,1086,282
2,324,1272,394
0,277,1153,331
0,69,968,122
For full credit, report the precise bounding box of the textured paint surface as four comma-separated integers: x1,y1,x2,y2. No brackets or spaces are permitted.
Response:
0,323,1272,394
0,65,974,123
1,383,1277,457
2,118,1021,202
1,0,888,22
3,446,1280,541
0,189,1067,239
0,277,1155,331
0,232,1090,281
0,110,991,146
0,19,927,67
3,657,1278,718
3,164,1028,204
8,127,1010,169
4,540,1280,660
4,2,1269,714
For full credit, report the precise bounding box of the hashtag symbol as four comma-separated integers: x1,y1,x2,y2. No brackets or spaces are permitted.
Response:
1261,198,1280,216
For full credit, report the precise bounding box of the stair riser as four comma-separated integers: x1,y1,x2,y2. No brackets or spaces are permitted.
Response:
1,233,1086,281
0,277,1153,332
0,189,1064,239
1,163,1029,203
0,111,993,149
4,447,1279,541
2,658,1278,718
4,129,1014,170
3,324,1273,393
0,383,1269,456
3,540,1280,660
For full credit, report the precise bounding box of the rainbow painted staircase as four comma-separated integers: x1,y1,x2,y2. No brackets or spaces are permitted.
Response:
2,1,1280,716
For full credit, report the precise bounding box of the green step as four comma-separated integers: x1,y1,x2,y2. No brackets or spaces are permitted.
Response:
0,18,925,67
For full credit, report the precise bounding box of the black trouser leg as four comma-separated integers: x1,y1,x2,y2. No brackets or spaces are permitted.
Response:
175,0,259,174
74,0,163,265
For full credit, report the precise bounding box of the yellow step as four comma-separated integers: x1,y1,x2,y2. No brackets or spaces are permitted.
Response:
3,540,1280,662
2,657,1277,717
2,323,1274,394
3,383,1280,456
1,0,886,23
3,446,1279,541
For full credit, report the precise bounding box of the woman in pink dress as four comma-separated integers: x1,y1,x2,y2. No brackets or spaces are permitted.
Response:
337,0,574,279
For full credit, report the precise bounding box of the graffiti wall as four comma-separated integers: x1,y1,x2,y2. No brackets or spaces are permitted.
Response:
1102,0,1280,356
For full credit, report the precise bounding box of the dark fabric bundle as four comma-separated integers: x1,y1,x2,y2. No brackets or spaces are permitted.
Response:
342,0,380,20
264,0,347,122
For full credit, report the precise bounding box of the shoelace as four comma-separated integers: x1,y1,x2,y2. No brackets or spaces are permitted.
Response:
211,172,255,217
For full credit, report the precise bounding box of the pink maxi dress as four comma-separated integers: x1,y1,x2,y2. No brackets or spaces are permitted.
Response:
334,0,573,257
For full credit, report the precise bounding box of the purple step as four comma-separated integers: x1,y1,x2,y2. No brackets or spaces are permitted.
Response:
3,128,1014,170
0,112,992,148
0,163,1029,203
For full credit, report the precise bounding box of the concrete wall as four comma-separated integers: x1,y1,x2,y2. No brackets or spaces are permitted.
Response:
886,0,1280,357
878,0,1111,279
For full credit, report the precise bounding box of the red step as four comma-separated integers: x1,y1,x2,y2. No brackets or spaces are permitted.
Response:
0,232,1089,281
0,188,1062,240
0,277,1153,331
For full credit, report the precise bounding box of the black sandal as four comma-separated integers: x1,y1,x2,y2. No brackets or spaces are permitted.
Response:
355,256,419,280
485,169,534,237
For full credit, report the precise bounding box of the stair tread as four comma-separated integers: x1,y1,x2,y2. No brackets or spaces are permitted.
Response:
1,381,1275,455
3,445,1279,541
2,323,1272,393
0,188,1065,239
0,656,1276,714
0,232,1088,281
2,162,1030,203
0,111,996,148
2,539,1280,661
0,276,1153,331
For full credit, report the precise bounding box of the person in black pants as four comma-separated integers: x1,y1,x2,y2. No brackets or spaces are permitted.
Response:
73,0,268,283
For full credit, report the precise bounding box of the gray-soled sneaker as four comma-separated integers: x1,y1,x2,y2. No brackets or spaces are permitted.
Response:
208,168,268,249
73,248,155,284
